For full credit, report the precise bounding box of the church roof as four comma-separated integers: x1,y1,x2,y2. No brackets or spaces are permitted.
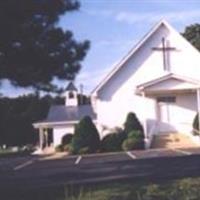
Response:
66,82,78,91
34,105,96,126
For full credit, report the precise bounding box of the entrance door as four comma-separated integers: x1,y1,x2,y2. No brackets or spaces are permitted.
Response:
157,96,177,133
47,129,53,147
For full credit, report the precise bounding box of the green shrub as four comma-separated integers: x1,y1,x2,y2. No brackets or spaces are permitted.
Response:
55,144,63,152
62,134,73,145
63,144,73,152
122,130,144,151
124,112,144,134
71,116,100,154
101,131,126,152
79,147,90,154
193,113,199,135
128,130,144,139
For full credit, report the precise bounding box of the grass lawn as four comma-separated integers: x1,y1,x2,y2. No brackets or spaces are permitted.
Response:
0,148,32,158
4,177,200,200
61,177,200,200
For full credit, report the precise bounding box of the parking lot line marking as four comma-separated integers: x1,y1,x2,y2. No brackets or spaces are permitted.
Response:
75,156,82,165
171,148,191,155
126,151,137,159
14,160,34,171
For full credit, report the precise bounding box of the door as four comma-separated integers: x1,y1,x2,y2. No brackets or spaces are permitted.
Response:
47,129,53,147
157,96,177,133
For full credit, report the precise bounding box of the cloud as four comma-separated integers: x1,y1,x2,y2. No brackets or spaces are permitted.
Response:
77,61,118,94
115,10,200,24
84,8,200,25
83,9,114,18
95,39,135,49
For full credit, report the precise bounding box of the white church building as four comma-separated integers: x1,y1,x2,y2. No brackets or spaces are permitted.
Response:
34,20,200,150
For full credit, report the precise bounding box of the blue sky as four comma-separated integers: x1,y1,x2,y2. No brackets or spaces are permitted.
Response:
2,0,200,97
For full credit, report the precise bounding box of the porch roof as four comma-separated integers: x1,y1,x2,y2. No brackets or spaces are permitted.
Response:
136,73,200,94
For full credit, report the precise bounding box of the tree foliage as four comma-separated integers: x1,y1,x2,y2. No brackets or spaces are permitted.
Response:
193,113,199,135
0,0,90,92
0,94,63,146
182,23,200,51
71,116,100,154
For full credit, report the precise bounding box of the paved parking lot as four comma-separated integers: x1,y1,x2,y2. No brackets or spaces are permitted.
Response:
1,147,200,191
1,147,200,172
69,147,200,166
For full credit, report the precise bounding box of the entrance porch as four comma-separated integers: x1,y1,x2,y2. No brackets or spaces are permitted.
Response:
38,128,53,150
137,73,200,148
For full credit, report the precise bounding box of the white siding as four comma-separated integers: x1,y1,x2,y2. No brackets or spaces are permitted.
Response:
53,125,75,147
94,21,200,135
172,93,197,132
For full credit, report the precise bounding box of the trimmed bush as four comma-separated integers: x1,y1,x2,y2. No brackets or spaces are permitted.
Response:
55,144,63,152
122,130,144,151
71,116,100,154
122,137,144,151
101,131,126,152
128,130,144,139
63,144,73,152
122,137,141,151
61,134,73,145
79,147,90,155
124,112,144,134
193,113,199,135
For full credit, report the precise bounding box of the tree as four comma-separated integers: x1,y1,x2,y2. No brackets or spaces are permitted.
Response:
0,94,63,146
71,116,100,154
182,24,200,51
0,0,90,92
193,113,199,135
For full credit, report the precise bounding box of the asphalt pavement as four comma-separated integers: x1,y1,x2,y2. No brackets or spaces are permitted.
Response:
1,147,200,192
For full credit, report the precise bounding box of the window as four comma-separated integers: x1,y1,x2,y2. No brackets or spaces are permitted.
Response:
68,91,74,99
157,96,176,103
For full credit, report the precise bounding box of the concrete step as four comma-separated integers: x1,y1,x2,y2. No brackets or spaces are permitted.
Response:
151,133,198,149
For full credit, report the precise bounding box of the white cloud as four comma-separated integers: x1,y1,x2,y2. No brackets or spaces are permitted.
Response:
115,10,200,24
95,39,135,48
77,61,118,94
83,9,114,18
83,8,200,25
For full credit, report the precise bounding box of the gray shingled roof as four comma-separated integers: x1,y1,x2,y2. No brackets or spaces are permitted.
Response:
42,105,96,123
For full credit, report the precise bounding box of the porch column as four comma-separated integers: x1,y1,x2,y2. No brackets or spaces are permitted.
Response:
142,91,147,139
39,128,44,149
197,88,200,133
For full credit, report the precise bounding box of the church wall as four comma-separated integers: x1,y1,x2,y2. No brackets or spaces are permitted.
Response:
95,25,168,132
53,126,75,147
96,95,157,136
94,22,200,135
97,24,169,101
169,93,197,132
169,32,200,79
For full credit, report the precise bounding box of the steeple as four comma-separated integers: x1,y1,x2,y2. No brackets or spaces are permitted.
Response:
64,82,78,106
